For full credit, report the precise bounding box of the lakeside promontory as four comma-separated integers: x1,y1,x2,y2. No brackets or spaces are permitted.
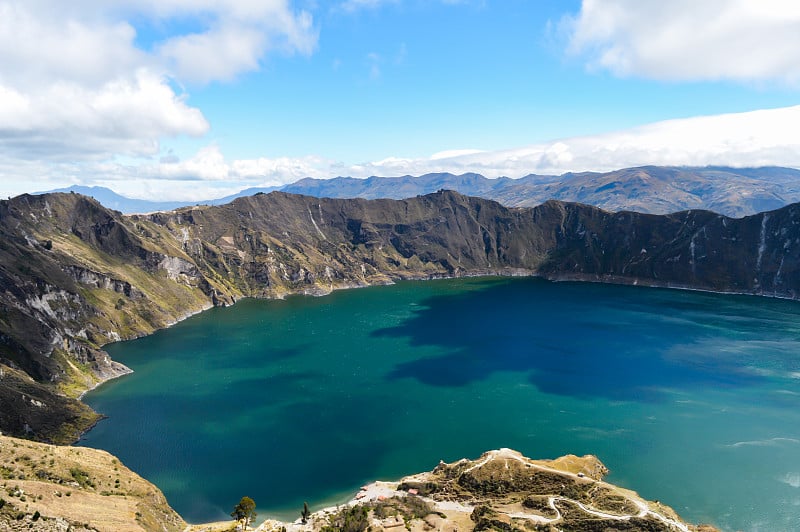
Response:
252,448,720,532
0,435,717,532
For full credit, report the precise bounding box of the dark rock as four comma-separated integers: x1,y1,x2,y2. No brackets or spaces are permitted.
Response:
2,189,800,441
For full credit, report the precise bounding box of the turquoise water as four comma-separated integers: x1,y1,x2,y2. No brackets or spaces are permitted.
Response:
81,277,800,531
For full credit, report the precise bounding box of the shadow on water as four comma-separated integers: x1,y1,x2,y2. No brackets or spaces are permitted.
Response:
85,374,394,521
375,279,765,402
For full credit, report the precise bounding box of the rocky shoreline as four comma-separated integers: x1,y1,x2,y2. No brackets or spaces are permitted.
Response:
244,449,719,532
0,436,720,532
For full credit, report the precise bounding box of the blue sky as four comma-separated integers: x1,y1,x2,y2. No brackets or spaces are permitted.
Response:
1,0,799,199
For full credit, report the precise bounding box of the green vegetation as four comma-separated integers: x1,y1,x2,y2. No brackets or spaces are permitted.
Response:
521,496,558,518
470,505,511,531
398,480,440,496
321,505,369,532
70,467,94,488
372,495,440,522
231,496,257,529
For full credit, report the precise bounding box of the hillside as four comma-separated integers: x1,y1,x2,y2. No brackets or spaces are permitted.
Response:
2,190,800,441
0,434,184,532
44,166,800,218
0,439,716,532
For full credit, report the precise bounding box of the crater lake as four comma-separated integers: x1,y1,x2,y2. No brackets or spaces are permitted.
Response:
80,277,800,531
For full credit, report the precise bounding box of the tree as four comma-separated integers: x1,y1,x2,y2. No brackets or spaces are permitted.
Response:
231,496,257,530
301,501,311,524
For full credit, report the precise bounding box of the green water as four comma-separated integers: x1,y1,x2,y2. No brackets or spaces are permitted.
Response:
81,277,800,531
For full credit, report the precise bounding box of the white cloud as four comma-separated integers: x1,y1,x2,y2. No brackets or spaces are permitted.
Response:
429,149,485,160
566,0,800,83
0,3,145,89
338,0,399,12
373,105,800,177
156,1,317,83
149,145,331,184
0,70,208,160
51,146,337,201
0,0,317,163
6,105,800,201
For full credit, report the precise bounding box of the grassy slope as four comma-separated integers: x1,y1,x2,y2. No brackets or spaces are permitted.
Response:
3,190,800,444
0,434,185,532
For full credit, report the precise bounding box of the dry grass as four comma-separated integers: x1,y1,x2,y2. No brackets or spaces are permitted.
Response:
183,521,238,532
0,434,185,532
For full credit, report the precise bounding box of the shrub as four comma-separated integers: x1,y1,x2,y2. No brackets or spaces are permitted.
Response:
69,468,93,488
408,495,437,519
322,505,369,532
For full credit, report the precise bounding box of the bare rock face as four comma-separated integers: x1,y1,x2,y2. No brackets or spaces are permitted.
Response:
256,448,718,532
2,190,800,440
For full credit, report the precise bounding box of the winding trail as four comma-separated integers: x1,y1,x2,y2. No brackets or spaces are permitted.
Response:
254,448,691,532
441,449,690,531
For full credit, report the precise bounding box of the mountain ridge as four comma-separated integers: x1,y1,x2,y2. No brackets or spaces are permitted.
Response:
37,164,800,217
1,189,800,443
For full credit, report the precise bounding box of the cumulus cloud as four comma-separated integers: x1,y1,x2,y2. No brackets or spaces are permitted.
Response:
7,104,800,201
566,0,800,83
156,1,317,83
363,105,800,177
0,3,145,89
0,0,317,165
36,145,337,201
147,145,331,184
0,71,208,160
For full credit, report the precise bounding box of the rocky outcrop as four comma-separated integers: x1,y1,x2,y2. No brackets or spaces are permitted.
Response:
2,190,800,441
255,448,718,532
0,440,715,532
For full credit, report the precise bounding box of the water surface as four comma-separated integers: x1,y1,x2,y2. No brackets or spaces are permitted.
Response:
81,277,800,531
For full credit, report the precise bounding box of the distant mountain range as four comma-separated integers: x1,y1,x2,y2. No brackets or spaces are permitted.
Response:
37,184,281,214
38,165,800,217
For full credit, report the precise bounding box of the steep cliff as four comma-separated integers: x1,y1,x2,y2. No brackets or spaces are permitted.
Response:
1,190,799,441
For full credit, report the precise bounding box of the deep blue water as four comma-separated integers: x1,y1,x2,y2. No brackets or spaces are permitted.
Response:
81,277,800,531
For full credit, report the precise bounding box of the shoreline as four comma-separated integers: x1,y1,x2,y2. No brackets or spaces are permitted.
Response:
543,271,800,301
226,449,703,532
77,268,540,399
75,267,800,438
72,272,769,530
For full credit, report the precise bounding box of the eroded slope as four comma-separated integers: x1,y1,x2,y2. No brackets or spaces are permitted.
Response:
2,190,800,441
